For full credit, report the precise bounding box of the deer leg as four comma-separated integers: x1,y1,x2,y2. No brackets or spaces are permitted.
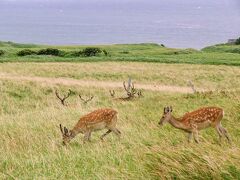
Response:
188,132,193,143
219,126,231,144
100,130,112,140
83,131,91,143
193,130,199,143
216,126,223,143
87,132,92,142
110,128,121,139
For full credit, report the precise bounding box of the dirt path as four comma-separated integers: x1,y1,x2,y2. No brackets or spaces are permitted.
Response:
0,73,203,93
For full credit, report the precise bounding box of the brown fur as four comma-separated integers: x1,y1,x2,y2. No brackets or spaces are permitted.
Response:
60,108,121,145
181,107,223,127
159,106,230,144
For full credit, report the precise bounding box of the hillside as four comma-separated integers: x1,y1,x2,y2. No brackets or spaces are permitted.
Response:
202,43,240,54
0,41,240,66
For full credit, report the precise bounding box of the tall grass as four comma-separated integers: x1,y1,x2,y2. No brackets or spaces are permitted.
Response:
0,79,239,179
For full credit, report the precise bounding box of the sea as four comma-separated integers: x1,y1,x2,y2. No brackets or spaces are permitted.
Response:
0,0,239,49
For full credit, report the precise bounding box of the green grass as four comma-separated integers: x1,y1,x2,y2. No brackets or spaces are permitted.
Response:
0,41,240,178
0,60,240,179
202,44,240,54
0,41,240,66
0,79,239,179
0,62,240,90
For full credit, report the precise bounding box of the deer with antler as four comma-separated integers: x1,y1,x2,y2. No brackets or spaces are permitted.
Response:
79,94,94,104
159,106,230,144
123,78,137,98
55,89,72,106
59,108,121,145
109,78,143,101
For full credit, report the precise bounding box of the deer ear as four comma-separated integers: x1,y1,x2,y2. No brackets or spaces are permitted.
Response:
164,107,167,113
64,127,68,134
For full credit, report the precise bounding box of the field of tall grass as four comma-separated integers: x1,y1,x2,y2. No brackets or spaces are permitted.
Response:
0,60,240,179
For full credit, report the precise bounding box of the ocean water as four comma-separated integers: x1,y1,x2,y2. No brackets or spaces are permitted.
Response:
0,0,239,49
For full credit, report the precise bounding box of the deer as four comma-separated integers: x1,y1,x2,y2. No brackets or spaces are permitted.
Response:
109,78,143,101
158,106,230,144
59,108,121,145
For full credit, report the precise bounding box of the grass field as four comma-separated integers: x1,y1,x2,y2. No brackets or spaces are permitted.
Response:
0,41,240,66
0,42,240,179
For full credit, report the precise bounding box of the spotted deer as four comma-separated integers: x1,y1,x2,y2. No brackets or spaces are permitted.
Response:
60,108,121,145
158,106,230,144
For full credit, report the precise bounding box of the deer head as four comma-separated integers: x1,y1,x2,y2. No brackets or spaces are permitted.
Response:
159,106,173,126
59,124,76,145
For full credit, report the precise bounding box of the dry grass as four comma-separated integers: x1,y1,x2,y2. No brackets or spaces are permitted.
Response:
0,62,240,179
0,62,240,90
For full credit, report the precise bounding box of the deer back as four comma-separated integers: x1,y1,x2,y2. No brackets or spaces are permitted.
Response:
72,108,118,132
181,107,223,125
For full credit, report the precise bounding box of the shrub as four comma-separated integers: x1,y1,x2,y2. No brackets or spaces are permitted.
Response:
0,50,5,56
235,37,240,45
37,48,61,56
17,49,36,56
81,47,102,57
119,51,129,54
69,51,83,57
102,49,109,56
227,48,240,54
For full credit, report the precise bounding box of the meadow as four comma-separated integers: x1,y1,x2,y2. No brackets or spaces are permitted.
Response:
0,41,240,66
0,42,240,179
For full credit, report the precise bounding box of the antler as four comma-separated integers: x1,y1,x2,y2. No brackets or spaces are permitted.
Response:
55,89,72,106
109,90,115,98
130,82,137,96
79,94,94,104
123,81,137,98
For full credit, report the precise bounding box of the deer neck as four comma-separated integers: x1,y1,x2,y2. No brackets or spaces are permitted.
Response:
71,124,86,135
169,116,188,131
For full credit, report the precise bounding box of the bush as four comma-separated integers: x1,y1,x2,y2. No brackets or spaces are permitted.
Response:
81,47,102,57
235,37,240,45
69,51,83,57
227,48,240,54
17,49,36,56
37,48,61,56
119,51,129,54
0,50,5,56
102,49,109,56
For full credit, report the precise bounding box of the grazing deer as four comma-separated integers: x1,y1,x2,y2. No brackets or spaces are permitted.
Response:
59,108,121,145
158,106,230,144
